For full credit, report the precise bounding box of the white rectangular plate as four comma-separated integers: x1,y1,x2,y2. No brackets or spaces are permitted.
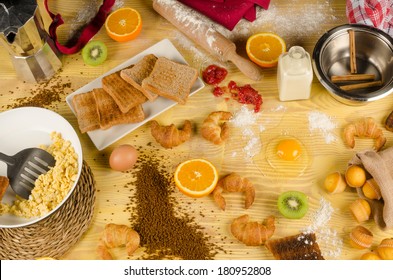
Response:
66,39,204,150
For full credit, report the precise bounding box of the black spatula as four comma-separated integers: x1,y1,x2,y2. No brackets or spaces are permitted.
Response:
0,148,55,199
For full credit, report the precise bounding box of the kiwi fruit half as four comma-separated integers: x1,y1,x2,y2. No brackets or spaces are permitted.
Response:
277,191,309,219
82,40,108,66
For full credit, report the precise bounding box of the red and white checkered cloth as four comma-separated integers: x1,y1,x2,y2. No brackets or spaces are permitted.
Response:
347,0,393,37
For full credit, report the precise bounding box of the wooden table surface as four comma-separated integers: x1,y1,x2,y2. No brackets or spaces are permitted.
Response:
1,0,392,260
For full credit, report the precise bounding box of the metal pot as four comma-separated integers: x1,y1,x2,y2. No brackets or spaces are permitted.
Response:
312,24,393,105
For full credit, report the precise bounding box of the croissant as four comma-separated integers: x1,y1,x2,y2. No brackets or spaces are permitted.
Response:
201,111,232,145
97,223,140,260
343,117,386,151
150,120,192,148
213,173,255,210
231,215,275,246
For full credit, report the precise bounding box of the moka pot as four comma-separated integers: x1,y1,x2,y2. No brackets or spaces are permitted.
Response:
0,0,62,83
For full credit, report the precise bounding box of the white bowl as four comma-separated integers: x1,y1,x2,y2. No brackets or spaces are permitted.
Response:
0,107,83,228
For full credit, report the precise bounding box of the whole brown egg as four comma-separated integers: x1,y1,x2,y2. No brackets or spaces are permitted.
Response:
109,144,138,171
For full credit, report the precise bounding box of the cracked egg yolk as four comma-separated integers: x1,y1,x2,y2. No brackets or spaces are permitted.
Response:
276,138,302,161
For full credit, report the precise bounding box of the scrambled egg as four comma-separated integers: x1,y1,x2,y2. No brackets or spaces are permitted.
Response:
0,132,79,218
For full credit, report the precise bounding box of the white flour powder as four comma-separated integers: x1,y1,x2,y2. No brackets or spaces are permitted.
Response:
156,0,218,50
231,105,260,127
216,0,340,42
230,105,262,160
303,197,343,259
308,111,337,144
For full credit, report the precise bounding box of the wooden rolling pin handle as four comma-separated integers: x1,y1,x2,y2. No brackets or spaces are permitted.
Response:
225,50,263,81
152,0,262,81
210,32,263,81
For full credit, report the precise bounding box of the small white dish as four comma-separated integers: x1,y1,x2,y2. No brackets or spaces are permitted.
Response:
0,107,83,228
66,39,205,150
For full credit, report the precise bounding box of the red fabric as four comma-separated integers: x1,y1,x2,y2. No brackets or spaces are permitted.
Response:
177,0,271,31
243,1,270,22
346,0,393,37
44,0,116,54
244,6,257,22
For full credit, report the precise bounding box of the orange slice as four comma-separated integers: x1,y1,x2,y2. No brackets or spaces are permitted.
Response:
105,7,142,42
174,159,218,198
246,32,286,68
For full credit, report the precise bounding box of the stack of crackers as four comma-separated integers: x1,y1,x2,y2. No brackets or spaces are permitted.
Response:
72,54,198,133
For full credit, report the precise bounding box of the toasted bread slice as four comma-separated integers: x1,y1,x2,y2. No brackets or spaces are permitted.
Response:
102,70,147,113
72,90,100,133
141,57,198,105
120,54,158,101
93,88,145,130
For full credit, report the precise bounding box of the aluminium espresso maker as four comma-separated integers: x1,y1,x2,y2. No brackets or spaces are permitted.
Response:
0,0,62,83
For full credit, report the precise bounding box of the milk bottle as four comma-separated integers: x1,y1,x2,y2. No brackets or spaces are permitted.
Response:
277,46,313,101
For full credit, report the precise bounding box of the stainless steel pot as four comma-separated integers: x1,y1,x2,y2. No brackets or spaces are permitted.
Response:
312,24,393,105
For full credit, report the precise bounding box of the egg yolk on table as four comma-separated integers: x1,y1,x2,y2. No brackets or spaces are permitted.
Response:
276,139,302,161
255,135,309,178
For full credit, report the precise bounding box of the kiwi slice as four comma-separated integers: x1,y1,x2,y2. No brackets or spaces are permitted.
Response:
277,191,309,219
82,40,108,66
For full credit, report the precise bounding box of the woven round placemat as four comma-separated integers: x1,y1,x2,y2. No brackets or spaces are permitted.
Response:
0,161,95,260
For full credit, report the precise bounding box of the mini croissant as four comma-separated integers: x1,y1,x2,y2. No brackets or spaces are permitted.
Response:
201,111,232,145
231,215,275,246
343,117,386,151
150,120,192,148
97,223,140,260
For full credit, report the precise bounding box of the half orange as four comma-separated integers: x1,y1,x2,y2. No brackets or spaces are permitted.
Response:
105,7,142,42
174,159,218,198
246,32,286,68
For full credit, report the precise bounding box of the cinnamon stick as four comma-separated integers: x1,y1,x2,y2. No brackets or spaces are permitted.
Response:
340,80,382,91
331,74,375,83
348,29,357,74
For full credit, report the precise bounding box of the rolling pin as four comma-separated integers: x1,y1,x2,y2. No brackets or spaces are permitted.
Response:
152,0,263,81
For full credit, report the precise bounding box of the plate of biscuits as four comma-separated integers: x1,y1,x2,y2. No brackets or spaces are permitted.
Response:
66,39,204,150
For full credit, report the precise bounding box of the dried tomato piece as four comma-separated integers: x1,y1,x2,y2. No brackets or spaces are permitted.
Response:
228,81,262,113
228,80,237,91
237,84,262,113
211,80,262,113
213,86,225,97
202,64,228,85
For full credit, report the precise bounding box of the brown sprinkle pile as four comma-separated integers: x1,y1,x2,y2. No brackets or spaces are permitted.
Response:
129,154,220,260
4,70,72,109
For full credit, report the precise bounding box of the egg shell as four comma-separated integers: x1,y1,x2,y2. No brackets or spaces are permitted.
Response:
109,144,138,172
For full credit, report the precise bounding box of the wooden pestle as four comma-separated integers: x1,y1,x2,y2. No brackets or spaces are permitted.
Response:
152,0,262,81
